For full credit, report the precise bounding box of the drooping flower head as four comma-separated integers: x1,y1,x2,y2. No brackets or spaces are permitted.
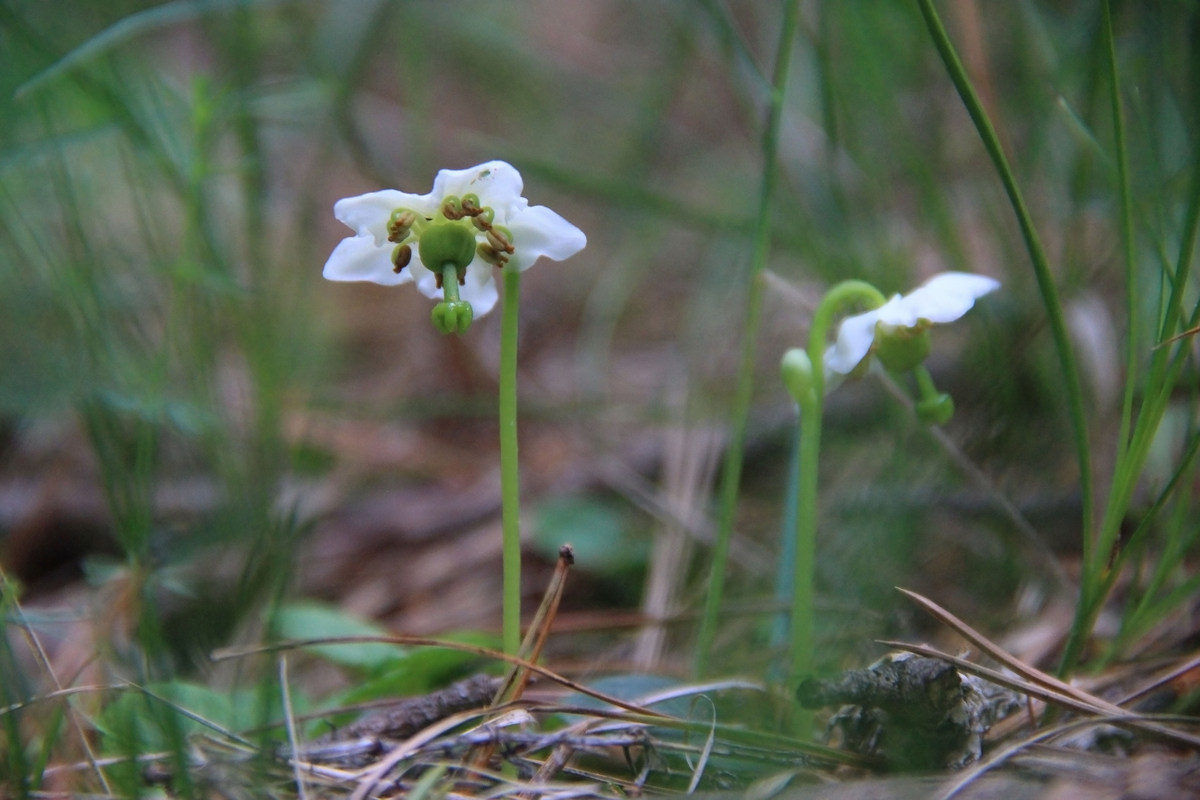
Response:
323,161,586,333
824,272,1000,379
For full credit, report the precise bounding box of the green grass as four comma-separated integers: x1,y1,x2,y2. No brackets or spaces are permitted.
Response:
1,1,1198,795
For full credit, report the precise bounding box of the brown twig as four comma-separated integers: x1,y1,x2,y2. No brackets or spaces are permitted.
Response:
889,587,1200,749
493,544,575,707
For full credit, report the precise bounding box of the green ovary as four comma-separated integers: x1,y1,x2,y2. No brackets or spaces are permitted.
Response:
418,221,477,274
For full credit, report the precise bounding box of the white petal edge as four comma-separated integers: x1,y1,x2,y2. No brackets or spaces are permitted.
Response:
899,272,1000,324
504,204,587,272
460,262,500,316
826,304,888,375
433,161,525,218
334,190,435,245
323,235,411,286
408,258,442,302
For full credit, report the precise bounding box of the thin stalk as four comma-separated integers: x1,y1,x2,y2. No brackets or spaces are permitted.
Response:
0,566,111,794
772,421,803,648
914,0,1095,672
787,281,885,696
500,267,522,657
695,0,799,677
1095,0,1138,585
1059,1,1154,676
789,398,819,695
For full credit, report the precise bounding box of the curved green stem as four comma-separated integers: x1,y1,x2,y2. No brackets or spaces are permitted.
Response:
804,280,888,396
914,364,938,400
500,267,522,656
787,280,886,699
694,0,799,677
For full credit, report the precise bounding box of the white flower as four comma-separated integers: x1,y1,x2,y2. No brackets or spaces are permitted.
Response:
824,272,1000,377
322,160,586,317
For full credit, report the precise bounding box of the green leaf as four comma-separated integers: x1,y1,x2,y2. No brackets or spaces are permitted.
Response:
96,681,255,754
533,496,646,574
273,602,406,670
337,631,496,705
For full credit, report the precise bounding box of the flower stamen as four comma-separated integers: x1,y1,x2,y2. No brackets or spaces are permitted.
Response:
391,244,412,274
477,243,506,267
460,193,483,216
387,209,419,243
485,227,515,255
441,196,465,220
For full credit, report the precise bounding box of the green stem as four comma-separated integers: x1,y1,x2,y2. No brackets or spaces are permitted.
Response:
785,280,885,736
1106,0,1138,497
442,264,461,301
915,0,1095,674
694,0,799,677
789,396,819,690
1058,1,1146,677
914,364,938,400
500,267,522,656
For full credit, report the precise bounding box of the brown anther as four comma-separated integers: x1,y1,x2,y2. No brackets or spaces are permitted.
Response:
471,216,491,232
391,244,412,273
441,198,465,220
461,195,482,216
387,211,417,243
477,243,508,267
435,272,444,289
486,228,515,254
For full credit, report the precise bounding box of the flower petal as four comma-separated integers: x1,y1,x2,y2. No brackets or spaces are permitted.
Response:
322,235,412,286
502,204,588,272
826,303,890,375
408,257,443,300
460,262,500,316
324,161,585,322
433,161,525,217
898,272,1000,324
334,189,436,245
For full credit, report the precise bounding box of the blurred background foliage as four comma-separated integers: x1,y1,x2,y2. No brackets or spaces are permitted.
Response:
0,0,1198,789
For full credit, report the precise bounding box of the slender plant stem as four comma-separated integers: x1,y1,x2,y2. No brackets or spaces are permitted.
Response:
789,399,819,689
1057,0,1136,676
500,267,522,656
1106,0,1138,502
694,0,799,677
773,421,803,648
1057,1,1200,675
914,0,1095,674
0,566,112,794
1089,0,1138,596
788,281,886,694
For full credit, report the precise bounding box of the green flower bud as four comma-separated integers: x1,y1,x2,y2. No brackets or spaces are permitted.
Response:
874,324,932,373
432,300,474,334
781,348,816,406
418,221,477,274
